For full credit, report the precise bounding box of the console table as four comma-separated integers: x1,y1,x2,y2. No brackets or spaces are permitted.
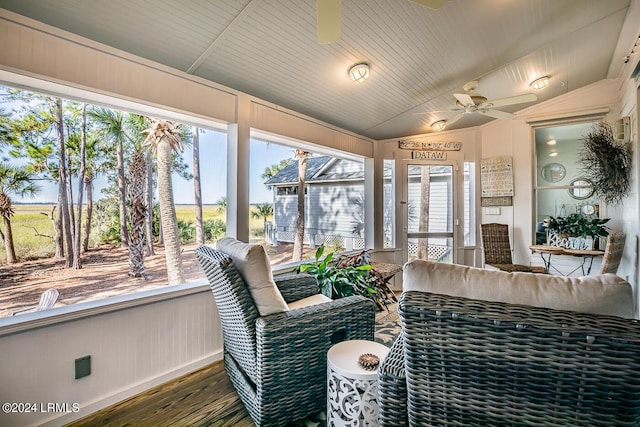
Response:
529,245,604,276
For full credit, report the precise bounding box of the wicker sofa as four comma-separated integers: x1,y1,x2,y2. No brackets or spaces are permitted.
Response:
379,260,639,426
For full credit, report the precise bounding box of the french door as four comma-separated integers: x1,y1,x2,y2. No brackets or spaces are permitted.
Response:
402,163,456,264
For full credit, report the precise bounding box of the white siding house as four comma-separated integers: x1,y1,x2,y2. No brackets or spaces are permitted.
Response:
266,157,453,253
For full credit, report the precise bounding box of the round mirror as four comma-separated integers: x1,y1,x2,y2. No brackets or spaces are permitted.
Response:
568,178,595,200
541,163,566,183
581,204,595,215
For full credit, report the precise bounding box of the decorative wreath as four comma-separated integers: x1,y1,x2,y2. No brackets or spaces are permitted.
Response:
578,122,632,205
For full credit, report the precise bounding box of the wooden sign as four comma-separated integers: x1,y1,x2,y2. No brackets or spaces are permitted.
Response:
411,151,447,160
399,140,462,151
481,196,513,207
481,156,513,197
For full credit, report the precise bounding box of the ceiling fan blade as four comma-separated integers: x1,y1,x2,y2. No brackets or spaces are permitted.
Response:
478,109,514,120
411,0,449,9
453,93,474,106
413,108,460,115
481,93,537,109
317,0,341,44
445,112,465,127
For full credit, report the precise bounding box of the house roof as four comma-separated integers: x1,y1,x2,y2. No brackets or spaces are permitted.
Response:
1,1,636,140
265,156,365,185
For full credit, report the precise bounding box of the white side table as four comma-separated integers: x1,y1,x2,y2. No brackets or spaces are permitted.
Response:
327,339,390,426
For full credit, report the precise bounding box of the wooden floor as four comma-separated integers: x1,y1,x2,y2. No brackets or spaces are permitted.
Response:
67,360,255,427
68,303,399,427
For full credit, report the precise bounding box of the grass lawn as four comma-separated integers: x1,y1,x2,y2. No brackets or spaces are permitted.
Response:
1,204,271,264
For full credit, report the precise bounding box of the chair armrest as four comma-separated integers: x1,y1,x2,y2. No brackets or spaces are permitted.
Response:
256,295,375,362
274,273,318,303
378,334,407,427
12,306,36,315
257,294,374,338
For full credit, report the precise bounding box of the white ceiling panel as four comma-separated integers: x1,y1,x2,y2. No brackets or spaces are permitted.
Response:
0,0,635,140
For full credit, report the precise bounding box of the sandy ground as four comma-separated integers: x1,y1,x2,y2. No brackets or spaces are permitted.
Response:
0,241,312,318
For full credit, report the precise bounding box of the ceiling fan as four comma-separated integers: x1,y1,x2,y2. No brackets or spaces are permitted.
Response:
317,0,449,44
417,81,538,128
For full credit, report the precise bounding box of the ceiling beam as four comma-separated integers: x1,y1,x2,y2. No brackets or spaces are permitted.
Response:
186,0,263,74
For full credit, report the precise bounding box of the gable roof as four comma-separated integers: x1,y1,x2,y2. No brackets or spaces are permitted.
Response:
265,156,366,185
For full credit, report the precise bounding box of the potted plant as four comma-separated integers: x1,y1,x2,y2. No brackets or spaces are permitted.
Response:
296,245,382,307
544,213,609,249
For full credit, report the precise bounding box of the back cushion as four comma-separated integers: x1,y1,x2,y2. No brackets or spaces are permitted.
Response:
403,260,633,318
216,237,289,316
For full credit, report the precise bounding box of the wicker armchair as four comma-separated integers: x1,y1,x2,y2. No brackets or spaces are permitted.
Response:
481,223,546,273
379,291,640,426
195,245,375,426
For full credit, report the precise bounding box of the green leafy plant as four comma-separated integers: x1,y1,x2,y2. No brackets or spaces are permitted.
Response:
296,245,377,303
545,213,610,238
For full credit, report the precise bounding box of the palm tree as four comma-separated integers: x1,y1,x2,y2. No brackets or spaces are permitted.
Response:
127,114,150,278
251,202,273,229
292,149,309,262
192,127,204,244
417,166,431,260
0,163,39,264
143,119,185,285
261,159,292,182
216,196,227,213
89,107,130,248
54,97,73,267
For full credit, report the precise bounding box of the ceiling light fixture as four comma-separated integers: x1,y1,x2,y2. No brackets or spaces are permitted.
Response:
549,151,558,157
431,120,446,131
349,63,370,83
530,76,550,90
546,139,557,146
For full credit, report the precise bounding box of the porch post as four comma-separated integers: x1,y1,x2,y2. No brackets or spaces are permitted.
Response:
227,94,251,242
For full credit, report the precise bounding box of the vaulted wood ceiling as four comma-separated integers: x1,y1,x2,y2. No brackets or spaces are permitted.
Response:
0,0,635,140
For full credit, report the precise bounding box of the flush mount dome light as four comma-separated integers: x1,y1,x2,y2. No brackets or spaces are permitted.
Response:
349,63,370,83
431,120,446,131
530,76,550,90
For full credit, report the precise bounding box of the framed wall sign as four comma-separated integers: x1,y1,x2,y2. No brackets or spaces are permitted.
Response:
481,156,514,197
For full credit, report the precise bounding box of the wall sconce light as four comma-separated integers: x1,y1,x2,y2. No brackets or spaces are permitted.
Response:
530,76,550,90
431,120,446,131
349,63,370,83
546,139,557,146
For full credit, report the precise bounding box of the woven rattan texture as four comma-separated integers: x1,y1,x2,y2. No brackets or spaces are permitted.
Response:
481,223,546,273
196,245,376,426
389,291,640,426
378,333,408,426
600,231,626,274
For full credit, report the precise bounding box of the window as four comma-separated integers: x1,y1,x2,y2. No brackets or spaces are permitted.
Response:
383,160,395,248
276,186,307,196
249,138,367,267
534,120,601,244
0,83,227,318
463,162,476,246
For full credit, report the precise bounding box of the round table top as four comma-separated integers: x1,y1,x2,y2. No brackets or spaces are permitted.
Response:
562,248,604,256
529,244,566,254
327,339,389,380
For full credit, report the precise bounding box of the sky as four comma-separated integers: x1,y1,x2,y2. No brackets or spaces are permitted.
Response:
2,84,298,206
12,131,296,205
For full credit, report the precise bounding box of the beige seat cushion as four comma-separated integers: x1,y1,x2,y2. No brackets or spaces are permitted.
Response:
287,294,332,310
216,237,289,316
404,260,633,318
